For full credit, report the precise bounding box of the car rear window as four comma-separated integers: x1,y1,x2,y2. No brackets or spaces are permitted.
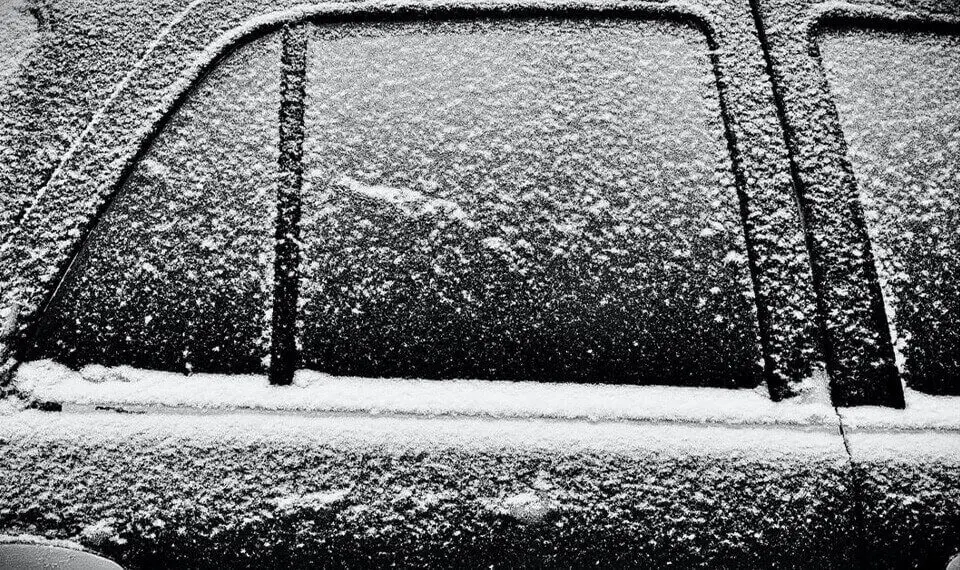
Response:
819,26,960,394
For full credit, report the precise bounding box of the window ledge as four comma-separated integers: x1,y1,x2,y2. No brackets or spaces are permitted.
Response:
9,359,850,427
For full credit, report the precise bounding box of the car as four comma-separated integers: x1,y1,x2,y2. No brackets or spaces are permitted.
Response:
0,0,957,567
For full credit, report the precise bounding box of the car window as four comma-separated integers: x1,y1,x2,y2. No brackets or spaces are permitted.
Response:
29,37,280,373
299,18,761,386
819,26,960,394
28,18,765,387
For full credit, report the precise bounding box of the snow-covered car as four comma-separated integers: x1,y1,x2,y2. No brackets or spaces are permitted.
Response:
0,0,957,567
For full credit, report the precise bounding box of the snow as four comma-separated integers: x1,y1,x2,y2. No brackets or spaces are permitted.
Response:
749,0,960,404
13,359,838,426
0,534,86,551
839,387,960,432
272,489,351,513
78,519,121,548
0,0,202,239
492,492,554,523
0,2,957,566
0,0,824,401
0,0,37,91
27,35,280,374
0,403,854,567
300,18,764,387
2,403,846,456
15,357,957,434
845,428,960,461
820,27,960,395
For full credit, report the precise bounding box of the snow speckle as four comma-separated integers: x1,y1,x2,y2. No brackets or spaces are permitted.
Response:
79,519,120,547
491,492,555,524
336,175,469,221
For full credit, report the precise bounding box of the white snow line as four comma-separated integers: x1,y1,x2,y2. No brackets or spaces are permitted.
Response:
2,406,848,455
13,359,840,427
337,175,470,220
838,387,960,432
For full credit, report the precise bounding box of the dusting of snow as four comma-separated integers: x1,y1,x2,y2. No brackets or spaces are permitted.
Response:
0,403,856,567
0,0,38,92
0,0,822,401
12,359,840,426
27,35,280,374
79,365,129,384
2,404,847,456
0,2,957,567
820,26,960,395
301,18,763,387
752,0,960,404
8,0,209,231
845,428,960,461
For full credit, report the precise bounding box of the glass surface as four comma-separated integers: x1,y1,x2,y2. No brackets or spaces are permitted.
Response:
31,37,280,373
821,27,960,393
300,18,760,386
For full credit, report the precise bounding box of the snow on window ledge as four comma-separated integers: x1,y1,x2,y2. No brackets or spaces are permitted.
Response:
6,359,847,427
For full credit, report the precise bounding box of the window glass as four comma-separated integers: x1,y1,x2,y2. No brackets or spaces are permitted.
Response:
30,37,280,373
300,19,760,386
820,27,960,394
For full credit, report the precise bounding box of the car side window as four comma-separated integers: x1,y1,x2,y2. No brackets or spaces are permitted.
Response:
30,18,765,388
299,18,761,387
819,25,960,395
29,37,281,373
